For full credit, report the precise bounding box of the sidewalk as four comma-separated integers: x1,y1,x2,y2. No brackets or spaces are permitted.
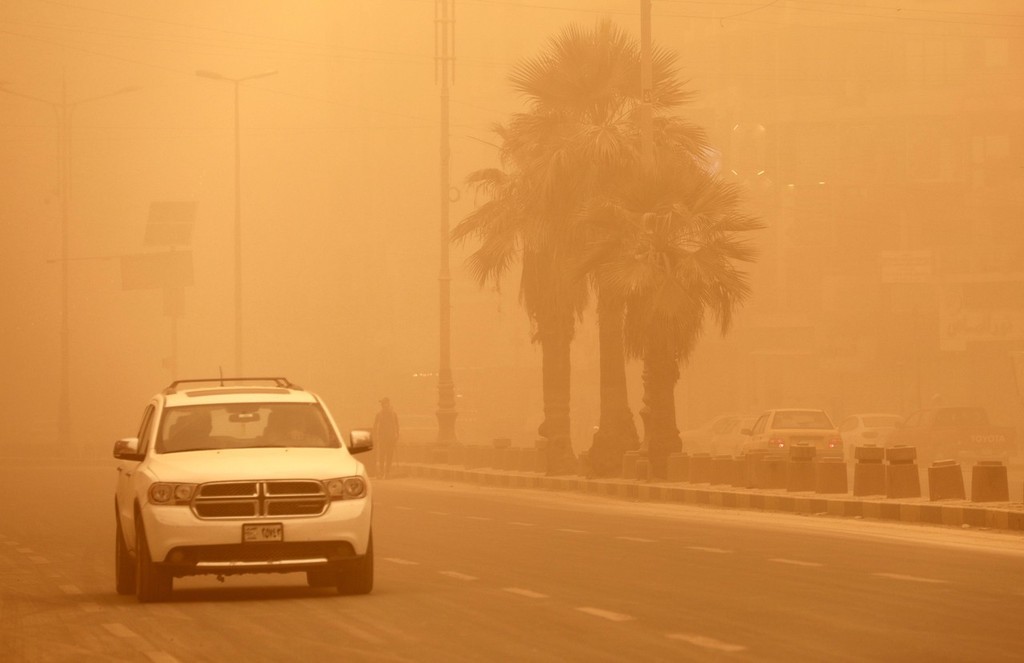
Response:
394,449,1024,534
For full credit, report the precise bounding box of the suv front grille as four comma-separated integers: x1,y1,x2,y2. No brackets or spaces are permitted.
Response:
192,480,328,520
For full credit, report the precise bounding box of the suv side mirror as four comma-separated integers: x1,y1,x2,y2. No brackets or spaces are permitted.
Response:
348,429,373,454
113,437,144,461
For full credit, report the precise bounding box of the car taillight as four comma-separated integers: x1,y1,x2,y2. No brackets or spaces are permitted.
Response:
828,436,843,449
769,437,786,448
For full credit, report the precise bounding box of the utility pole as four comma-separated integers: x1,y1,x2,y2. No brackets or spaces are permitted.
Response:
640,0,654,171
0,76,137,450
435,0,458,446
196,69,277,376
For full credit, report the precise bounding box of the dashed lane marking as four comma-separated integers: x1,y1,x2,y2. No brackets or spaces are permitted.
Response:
687,546,733,554
873,572,947,584
383,557,419,565
576,607,635,622
509,522,536,527
439,571,478,581
616,536,656,543
770,558,823,567
466,515,492,521
428,511,450,516
557,528,588,534
145,652,182,663
504,587,548,599
59,584,82,595
667,633,747,652
103,623,137,638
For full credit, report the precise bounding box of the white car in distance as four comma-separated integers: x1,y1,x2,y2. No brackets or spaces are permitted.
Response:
113,377,374,602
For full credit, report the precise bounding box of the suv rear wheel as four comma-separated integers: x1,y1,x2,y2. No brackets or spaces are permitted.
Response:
114,512,136,595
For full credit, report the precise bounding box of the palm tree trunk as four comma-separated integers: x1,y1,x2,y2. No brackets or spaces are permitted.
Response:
586,292,638,477
536,309,576,476
639,341,681,479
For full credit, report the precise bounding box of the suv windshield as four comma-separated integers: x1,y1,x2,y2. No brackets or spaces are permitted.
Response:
156,403,337,453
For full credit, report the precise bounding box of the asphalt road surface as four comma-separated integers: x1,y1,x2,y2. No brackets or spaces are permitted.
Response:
1,464,1023,661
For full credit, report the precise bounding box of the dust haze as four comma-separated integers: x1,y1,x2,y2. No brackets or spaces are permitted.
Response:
1,0,1022,455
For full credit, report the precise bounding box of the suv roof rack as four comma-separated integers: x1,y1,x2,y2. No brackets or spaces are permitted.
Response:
164,377,300,394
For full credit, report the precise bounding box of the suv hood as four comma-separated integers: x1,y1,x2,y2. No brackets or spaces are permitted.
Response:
147,447,364,483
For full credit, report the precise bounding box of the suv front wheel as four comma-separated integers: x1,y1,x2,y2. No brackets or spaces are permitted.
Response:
135,517,172,602
336,532,373,595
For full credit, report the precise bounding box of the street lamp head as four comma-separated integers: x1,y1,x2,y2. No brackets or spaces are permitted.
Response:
249,70,279,81
196,70,225,80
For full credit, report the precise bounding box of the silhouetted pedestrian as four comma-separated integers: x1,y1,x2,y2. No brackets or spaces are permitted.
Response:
373,397,400,478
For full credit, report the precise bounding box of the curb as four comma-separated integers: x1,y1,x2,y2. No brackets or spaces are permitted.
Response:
398,463,1024,532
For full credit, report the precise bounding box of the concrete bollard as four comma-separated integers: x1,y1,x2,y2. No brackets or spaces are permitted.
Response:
711,455,734,485
689,453,713,483
787,443,816,492
760,453,788,489
520,447,538,472
815,457,848,494
667,452,689,482
741,451,764,488
885,445,921,499
853,444,886,496
971,461,1010,502
927,459,965,501
622,450,640,480
635,457,651,482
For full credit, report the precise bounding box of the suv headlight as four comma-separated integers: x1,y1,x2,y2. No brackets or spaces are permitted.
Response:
149,482,198,505
324,477,367,500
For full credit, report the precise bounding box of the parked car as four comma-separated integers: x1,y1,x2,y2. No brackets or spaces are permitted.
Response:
113,377,375,602
680,413,757,456
837,413,903,460
886,406,1017,466
739,408,844,458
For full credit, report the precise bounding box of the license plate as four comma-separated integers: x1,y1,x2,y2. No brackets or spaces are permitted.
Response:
243,522,283,543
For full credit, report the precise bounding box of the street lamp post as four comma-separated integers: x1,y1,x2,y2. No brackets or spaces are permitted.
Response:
196,69,277,377
435,0,458,447
0,76,138,449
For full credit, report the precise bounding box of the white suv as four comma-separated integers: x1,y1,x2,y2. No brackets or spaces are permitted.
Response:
113,377,374,602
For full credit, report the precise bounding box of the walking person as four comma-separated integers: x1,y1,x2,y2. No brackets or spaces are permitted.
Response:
373,397,400,479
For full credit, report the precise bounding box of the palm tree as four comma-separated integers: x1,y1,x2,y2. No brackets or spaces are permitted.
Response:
590,152,763,478
453,138,585,475
506,19,712,477
454,19,718,476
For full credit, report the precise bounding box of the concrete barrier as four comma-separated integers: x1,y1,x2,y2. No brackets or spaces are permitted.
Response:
635,457,651,482
742,450,767,488
711,455,734,485
519,447,537,472
853,444,886,496
760,453,788,489
970,461,1009,502
667,452,689,482
927,459,965,501
885,445,921,499
787,443,816,492
622,450,639,480
815,457,848,494
689,453,713,483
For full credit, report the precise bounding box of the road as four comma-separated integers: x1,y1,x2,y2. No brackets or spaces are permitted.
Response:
1,464,1023,661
